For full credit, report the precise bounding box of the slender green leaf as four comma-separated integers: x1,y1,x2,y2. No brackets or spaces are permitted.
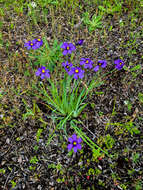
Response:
131,64,141,71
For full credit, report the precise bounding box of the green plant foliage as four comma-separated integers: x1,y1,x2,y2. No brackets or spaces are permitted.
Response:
132,152,140,164
130,64,141,72
107,120,140,136
30,156,39,164
29,166,36,171
48,163,57,169
98,0,122,15
92,148,102,159
10,180,17,189
37,0,59,7
82,12,102,32
56,177,65,183
104,134,115,149
87,168,95,175
138,92,143,103
22,98,35,121
36,128,43,142
124,121,140,135
135,180,143,190
32,74,103,119
0,168,6,174
124,100,132,112
29,38,63,72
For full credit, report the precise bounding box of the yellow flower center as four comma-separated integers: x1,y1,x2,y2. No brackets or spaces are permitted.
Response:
42,69,45,73
67,46,69,50
66,65,69,68
37,39,41,41
86,60,89,63
31,43,33,46
99,63,101,66
120,62,122,65
75,69,79,73
73,142,77,145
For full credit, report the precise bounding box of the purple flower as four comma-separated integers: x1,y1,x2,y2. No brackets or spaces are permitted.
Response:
35,66,50,79
24,38,43,50
93,60,107,72
80,58,93,69
60,42,76,55
75,39,84,46
68,66,84,79
114,59,125,70
67,134,82,153
62,61,73,72
35,38,43,48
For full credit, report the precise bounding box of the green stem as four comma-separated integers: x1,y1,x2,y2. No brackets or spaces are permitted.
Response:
46,111,74,146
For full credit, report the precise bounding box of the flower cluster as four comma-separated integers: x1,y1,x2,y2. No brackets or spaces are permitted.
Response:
60,40,125,80
24,38,50,80
24,38,43,50
67,134,82,153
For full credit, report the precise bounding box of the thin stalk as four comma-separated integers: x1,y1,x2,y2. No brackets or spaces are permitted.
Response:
46,111,74,146
71,121,112,157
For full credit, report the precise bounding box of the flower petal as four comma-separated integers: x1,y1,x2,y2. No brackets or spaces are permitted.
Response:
77,138,82,143
75,39,84,46
32,45,38,50
26,46,31,50
79,74,84,79
45,72,50,78
93,66,99,72
62,62,66,67
67,144,73,151
115,65,122,70
67,50,72,54
73,74,78,79
62,50,68,55
41,74,45,79
60,42,68,49
80,60,85,65
68,69,74,75
69,63,73,67
76,144,82,150
41,66,46,70
101,62,107,68
35,69,41,76
68,137,73,143
69,43,76,51
84,64,93,69
79,70,84,78
32,39,37,43
24,42,30,47
72,134,77,140
73,147,78,153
